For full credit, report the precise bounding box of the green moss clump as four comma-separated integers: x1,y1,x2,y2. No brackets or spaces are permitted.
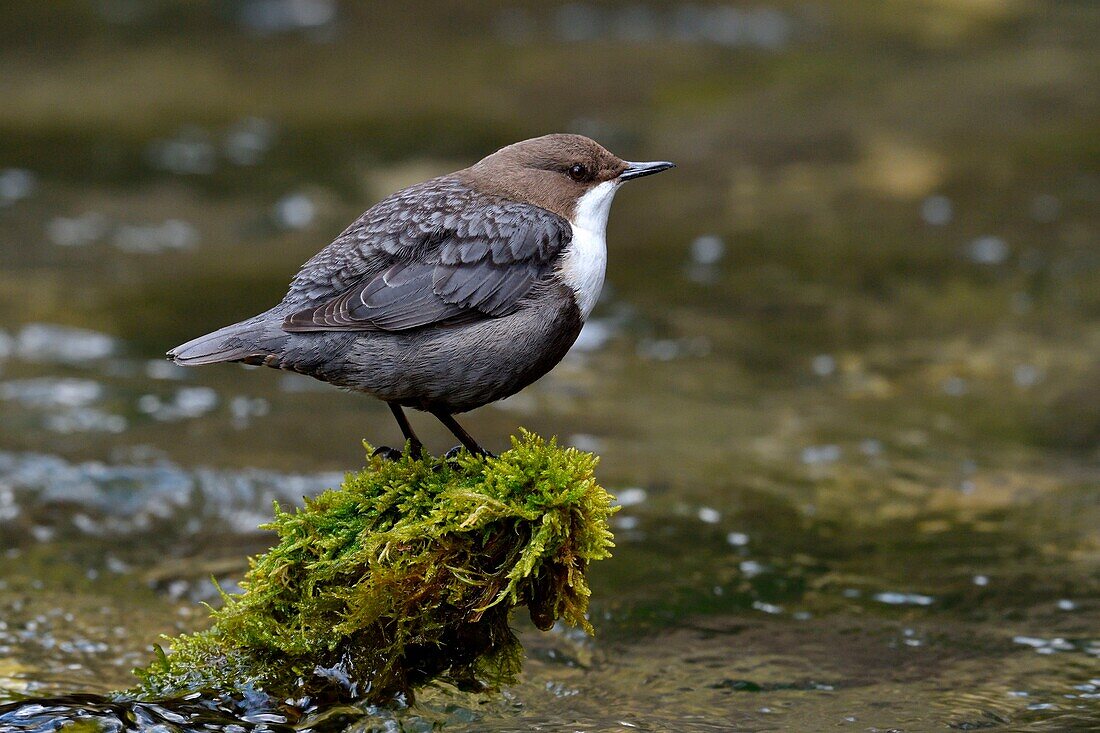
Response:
133,431,617,705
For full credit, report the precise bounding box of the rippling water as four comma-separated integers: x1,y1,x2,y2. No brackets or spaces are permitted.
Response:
1,1,1098,730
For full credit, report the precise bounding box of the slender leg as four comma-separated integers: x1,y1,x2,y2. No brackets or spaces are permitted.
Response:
388,403,424,457
430,410,492,457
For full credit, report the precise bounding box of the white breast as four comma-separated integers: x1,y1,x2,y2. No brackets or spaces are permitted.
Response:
559,181,619,320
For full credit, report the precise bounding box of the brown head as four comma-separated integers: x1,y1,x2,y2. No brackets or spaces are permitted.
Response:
455,134,674,222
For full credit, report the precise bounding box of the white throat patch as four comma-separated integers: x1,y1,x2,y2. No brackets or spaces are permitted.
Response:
559,181,619,319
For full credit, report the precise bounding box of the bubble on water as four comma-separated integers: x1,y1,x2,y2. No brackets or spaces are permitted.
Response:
873,591,934,606
15,324,117,363
30,525,55,542
689,235,725,265
637,338,681,361
139,387,218,421
614,487,647,507
238,0,337,35
801,444,840,465
1012,636,1076,653
685,235,726,283
966,235,1009,265
752,601,783,615
739,560,765,578
568,433,603,452
920,194,953,226
942,376,968,396
726,531,750,547
178,387,217,416
112,219,199,253
145,360,187,380
635,336,710,362
229,395,270,429
1029,194,1061,223
46,213,109,247
571,319,614,353
224,117,277,166
612,515,640,531
104,556,131,575
811,354,836,377
0,168,37,205
504,4,796,49
859,439,883,457
697,507,721,524
1056,599,1077,611
273,192,316,229
147,127,217,175
0,378,102,408
972,574,989,586
1012,364,1041,388
0,487,19,522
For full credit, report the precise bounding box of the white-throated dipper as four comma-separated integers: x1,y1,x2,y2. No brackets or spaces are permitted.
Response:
168,134,674,456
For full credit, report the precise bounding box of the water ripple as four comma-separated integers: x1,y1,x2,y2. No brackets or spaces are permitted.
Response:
0,451,343,537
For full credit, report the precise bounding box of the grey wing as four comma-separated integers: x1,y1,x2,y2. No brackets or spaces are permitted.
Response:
282,198,570,333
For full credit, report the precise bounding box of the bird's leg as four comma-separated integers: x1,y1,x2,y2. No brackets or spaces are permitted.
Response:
372,403,424,460
431,410,494,457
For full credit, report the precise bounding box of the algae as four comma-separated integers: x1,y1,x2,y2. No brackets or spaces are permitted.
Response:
132,431,617,705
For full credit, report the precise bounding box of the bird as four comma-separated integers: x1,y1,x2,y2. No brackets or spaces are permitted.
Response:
167,134,674,457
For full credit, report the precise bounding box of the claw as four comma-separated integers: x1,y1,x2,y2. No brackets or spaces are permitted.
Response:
444,445,496,460
371,446,405,462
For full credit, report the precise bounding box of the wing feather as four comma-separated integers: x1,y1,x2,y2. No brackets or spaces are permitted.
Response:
282,183,570,333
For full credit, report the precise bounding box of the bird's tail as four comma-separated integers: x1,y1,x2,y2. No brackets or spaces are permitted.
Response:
167,317,273,366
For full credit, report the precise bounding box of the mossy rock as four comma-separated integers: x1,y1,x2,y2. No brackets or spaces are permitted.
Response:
133,431,617,705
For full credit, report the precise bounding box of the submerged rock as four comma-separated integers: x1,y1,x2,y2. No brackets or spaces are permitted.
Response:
131,431,617,706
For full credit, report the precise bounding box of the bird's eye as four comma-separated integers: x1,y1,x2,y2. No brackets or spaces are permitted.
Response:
567,163,588,182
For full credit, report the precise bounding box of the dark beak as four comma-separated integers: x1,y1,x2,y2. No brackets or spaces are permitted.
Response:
619,160,676,181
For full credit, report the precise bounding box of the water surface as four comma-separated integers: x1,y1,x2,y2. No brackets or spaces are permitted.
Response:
1,2,1098,730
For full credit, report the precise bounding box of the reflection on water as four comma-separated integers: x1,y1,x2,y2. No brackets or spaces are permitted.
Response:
1,0,1098,729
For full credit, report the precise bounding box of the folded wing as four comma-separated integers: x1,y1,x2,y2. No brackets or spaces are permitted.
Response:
282,194,570,333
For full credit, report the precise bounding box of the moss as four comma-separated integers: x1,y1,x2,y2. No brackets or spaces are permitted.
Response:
132,431,617,705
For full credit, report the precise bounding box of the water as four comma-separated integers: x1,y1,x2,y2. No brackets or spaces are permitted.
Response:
1,1,1098,730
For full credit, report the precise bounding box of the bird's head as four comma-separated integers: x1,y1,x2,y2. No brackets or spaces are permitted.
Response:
460,134,674,227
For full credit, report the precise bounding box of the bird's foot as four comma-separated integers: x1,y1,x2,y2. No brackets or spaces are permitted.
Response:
444,445,496,460
373,438,426,462
371,446,405,462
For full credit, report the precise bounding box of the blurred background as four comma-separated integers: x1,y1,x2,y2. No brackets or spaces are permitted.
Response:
0,1,1098,730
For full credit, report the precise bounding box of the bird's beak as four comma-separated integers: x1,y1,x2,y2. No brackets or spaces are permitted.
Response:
619,160,676,181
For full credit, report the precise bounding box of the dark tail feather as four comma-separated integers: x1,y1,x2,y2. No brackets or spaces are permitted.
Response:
167,319,270,366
